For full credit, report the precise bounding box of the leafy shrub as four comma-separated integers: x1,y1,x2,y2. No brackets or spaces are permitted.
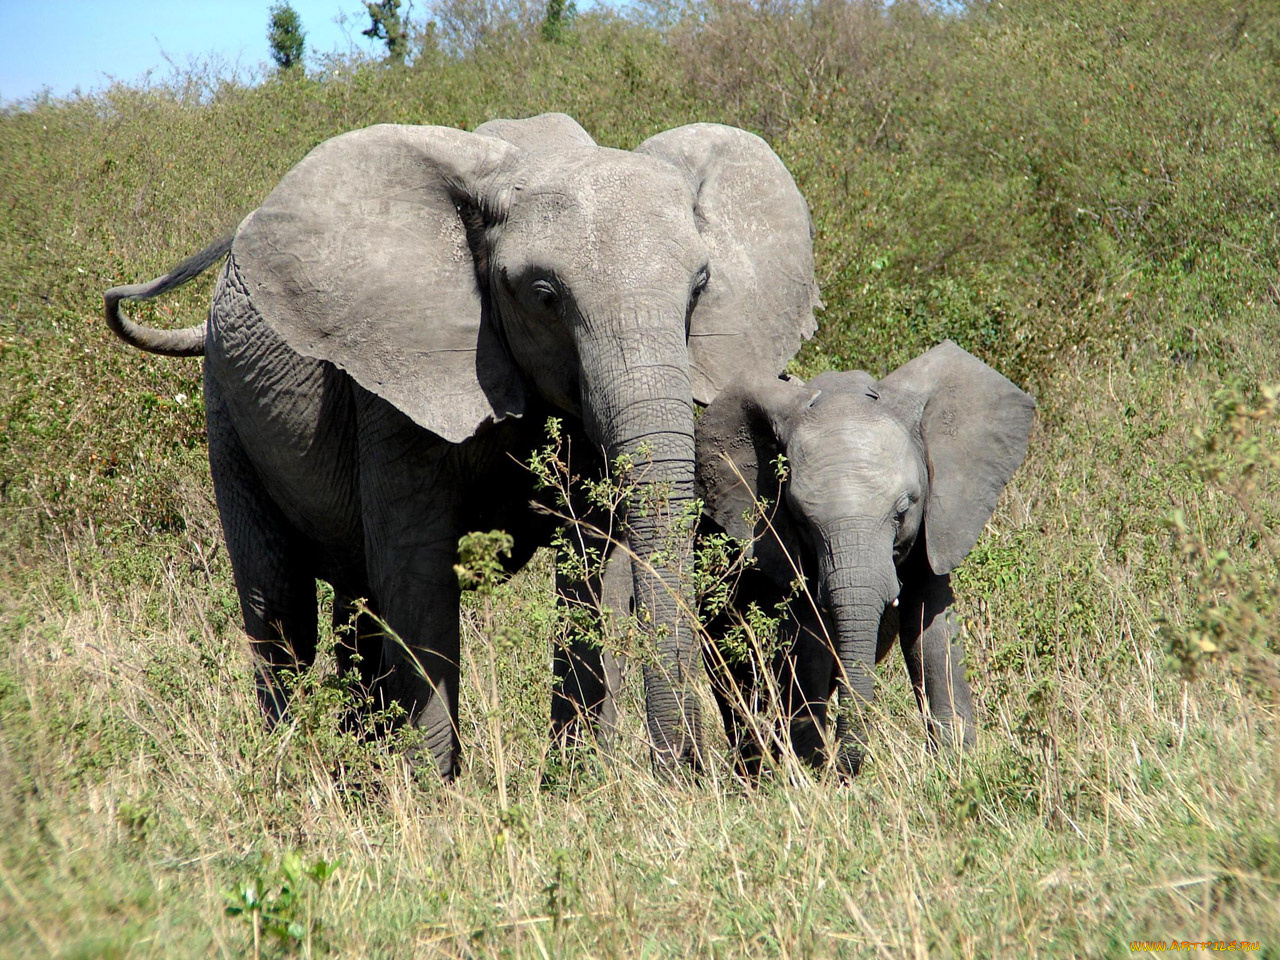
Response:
1163,382,1280,694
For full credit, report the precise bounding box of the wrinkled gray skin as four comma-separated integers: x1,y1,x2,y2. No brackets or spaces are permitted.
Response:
696,341,1035,776
103,113,819,778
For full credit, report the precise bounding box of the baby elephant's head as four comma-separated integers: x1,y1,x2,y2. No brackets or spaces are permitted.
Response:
696,340,1035,752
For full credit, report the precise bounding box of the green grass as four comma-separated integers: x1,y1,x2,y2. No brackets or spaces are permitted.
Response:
3,1,1279,955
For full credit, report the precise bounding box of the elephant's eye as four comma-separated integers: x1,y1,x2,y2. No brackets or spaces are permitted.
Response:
893,496,912,528
691,266,710,299
531,278,559,309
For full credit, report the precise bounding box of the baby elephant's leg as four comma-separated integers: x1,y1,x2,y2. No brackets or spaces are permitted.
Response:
899,571,976,751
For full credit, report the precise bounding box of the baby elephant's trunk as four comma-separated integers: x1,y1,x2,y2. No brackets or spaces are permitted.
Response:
820,524,898,776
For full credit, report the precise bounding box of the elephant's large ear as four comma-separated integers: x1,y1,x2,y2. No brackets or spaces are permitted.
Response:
878,340,1036,574
696,373,816,579
474,112,596,150
635,124,820,405
232,124,524,444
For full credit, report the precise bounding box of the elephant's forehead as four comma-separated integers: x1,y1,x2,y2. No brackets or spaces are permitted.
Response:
786,410,923,515
522,148,688,201
513,151,697,243
791,400,916,471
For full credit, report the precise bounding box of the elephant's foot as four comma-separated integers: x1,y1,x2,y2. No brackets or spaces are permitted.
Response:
787,714,829,768
647,722,705,779
832,740,867,780
925,715,975,753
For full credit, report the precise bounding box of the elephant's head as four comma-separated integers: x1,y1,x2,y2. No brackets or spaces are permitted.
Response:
697,341,1035,771
229,113,820,765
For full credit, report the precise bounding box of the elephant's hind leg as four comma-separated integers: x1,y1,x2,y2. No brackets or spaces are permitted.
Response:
206,372,318,725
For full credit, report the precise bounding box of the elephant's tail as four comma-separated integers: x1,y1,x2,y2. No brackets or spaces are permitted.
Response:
103,234,233,357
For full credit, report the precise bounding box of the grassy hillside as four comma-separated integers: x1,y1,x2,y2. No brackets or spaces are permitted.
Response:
2,1,1279,955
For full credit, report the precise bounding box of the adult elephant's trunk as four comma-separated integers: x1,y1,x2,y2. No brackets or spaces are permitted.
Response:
580,306,702,768
819,523,897,776
616,433,700,767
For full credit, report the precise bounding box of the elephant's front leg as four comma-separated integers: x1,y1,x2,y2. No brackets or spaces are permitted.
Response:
358,398,467,779
703,638,765,780
898,566,976,751
550,541,626,751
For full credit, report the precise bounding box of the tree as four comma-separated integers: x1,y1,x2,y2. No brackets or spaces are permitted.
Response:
267,2,306,70
363,0,410,66
541,0,576,42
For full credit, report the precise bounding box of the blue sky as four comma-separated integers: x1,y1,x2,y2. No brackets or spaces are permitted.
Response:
0,1,392,104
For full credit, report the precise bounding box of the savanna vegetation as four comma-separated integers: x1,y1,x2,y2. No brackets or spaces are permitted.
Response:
2,0,1279,955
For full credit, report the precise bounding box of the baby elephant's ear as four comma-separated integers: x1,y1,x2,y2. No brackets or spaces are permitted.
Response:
696,372,813,551
878,341,1036,574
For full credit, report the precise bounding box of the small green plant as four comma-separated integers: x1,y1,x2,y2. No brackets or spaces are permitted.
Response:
116,799,153,843
223,852,339,958
690,530,750,623
455,530,515,594
527,417,645,638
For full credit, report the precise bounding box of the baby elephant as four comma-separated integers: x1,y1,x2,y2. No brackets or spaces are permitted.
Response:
696,340,1035,776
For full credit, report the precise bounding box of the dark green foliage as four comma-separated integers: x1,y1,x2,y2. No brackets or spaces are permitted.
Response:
267,2,306,70
363,0,410,65
456,530,516,593
1161,383,1280,690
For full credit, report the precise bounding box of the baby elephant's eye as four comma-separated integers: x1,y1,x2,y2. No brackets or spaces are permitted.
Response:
531,278,559,308
893,496,912,527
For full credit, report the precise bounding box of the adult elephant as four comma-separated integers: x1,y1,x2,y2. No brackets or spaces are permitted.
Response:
103,113,819,778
